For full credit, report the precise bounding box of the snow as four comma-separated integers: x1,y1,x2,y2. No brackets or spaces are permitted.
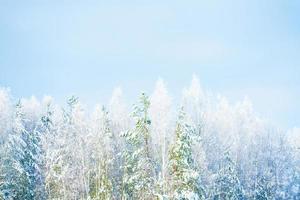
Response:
0,77,299,199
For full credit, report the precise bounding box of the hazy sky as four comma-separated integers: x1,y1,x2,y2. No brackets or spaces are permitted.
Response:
0,0,299,129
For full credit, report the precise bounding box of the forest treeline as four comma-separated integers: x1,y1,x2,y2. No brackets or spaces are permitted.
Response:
0,76,299,200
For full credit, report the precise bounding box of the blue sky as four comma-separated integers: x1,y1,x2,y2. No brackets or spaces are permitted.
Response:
0,0,299,129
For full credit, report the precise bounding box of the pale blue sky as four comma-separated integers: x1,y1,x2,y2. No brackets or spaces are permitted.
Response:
0,0,299,129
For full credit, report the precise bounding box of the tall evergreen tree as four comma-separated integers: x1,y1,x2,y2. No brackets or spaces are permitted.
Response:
168,108,205,200
1,101,46,200
121,93,155,199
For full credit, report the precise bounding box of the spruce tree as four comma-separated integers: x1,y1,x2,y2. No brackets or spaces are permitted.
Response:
1,101,26,199
121,93,155,199
168,108,204,200
1,101,46,200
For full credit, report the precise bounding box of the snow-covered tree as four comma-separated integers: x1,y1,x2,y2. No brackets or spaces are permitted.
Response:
253,171,275,200
40,97,56,199
182,76,211,191
108,87,129,198
149,78,172,197
168,108,205,200
0,89,13,200
88,105,113,199
286,127,300,199
121,93,155,199
211,151,244,200
45,96,90,199
182,75,207,126
109,87,130,131
0,88,12,145
0,77,299,199
1,99,46,200
63,96,90,199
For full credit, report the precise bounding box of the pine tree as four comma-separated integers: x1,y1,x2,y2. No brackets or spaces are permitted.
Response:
168,108,204,200
212,151,244,200
1,101,46,200
121,93,155,199
0,101,26,199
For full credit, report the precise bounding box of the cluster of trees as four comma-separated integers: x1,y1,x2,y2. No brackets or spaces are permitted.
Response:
0,76,299,200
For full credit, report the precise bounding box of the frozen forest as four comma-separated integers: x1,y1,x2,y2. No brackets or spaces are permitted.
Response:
0,76,299,200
